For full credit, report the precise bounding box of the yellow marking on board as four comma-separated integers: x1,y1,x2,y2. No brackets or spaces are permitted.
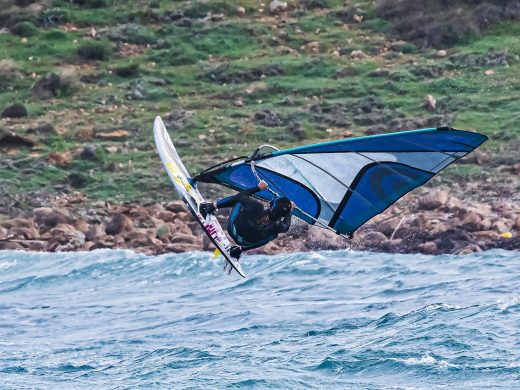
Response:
500,232,513,239
214,248,221,259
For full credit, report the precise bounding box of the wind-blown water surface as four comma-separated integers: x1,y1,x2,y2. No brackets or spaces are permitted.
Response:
0,249,519,389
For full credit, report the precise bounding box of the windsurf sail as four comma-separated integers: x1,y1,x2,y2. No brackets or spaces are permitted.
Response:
194,127,488,236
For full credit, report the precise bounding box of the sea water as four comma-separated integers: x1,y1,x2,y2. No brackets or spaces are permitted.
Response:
0,249,519,389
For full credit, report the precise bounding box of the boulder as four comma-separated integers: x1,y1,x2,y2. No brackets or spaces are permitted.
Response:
74,219,90,234
34,207,72,228
418,241,437,254
0,226,7,239
1,102,28,118
30,73,61,100
454,244,482,255
50,223,85,243
26,123,56,136
170,233,201,246
105,214,133,235
458,210,482,232
0,241,24,250
1,218,34,229
79,145,98,160
175,211,191,222
0,128,35,148
418,189,449,210
46,151,73,167
157,210,176,222
165,201,185,213
492,220,509,234
269,0,287,13
7,226,39,240
85,223,106,241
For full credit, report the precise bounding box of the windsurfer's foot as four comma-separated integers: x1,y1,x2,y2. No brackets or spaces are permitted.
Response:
230,245,242,260
199,202,216,219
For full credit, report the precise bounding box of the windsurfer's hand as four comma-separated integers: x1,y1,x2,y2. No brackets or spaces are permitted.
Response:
290,201,296,209
258,180,268,190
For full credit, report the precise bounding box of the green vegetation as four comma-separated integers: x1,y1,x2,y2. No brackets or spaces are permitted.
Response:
0,0,518,206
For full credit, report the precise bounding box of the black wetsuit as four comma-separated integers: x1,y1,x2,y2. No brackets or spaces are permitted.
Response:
216,186,291,250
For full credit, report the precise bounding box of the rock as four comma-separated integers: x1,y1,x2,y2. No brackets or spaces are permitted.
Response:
376,217,402,237
473,230,501,240
8,226,39,240
123,228,154,247
0,226,7,239
157,210,176,223
170,233,201,246
26,122,55,136
444,195,463,211
90,240,115,250
492,220,509,234
473,150,489,165
1,102,28,118
437,50,448,58
418,189,449,210
74,219,90,234
418,241,437,254
424,94,436,111
33,207,72,228
269,0,287,13
455,244,482,255
237,6,246,15
79,145,98,160
0,241,24,250
484,69,494,76
46,151,73,167
351,50,368,59
105,214,133,235
30,72,61,100
459,210,482,232
174,211,191,223
478,218,492,231
164,243,202,253
85,223,105,241
0,128,35,148
95,130,129,139
306,41,320,52
362,231,388,242
77,127,94,141
353,14,363,23
1,218,34,229
515,216,520,232
254,109,283,127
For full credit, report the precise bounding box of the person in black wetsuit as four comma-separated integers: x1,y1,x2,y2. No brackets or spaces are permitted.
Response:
199,180,294,258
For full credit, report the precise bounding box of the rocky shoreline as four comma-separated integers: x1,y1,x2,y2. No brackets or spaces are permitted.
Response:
0,188,518,256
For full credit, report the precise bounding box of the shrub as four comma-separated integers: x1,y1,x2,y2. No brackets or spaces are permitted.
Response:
77,40,112,60
39,7,69,27
11,21,38,36
71,0,107,8
115,63,139,78
375,0,520,48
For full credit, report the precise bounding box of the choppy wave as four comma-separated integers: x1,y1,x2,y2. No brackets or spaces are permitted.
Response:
0,249,519,389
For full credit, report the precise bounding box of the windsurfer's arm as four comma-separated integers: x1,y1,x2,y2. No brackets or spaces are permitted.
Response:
215,180,267,209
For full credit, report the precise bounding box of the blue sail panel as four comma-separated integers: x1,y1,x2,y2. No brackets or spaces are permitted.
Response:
331,163,433,234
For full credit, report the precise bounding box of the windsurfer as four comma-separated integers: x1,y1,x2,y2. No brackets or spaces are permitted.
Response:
199,180,294,258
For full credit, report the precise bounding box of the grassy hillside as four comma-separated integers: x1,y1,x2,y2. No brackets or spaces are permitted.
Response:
0,0,518,208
